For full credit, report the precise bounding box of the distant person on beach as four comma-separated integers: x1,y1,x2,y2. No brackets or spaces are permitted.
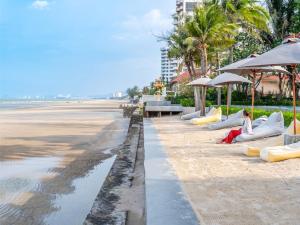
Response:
218,110,253,144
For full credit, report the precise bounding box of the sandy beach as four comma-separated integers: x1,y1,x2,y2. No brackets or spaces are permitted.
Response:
0,100,129,225
150,116,300,225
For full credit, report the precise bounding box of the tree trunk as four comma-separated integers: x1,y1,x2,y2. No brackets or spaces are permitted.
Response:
190,55,197,78
194,87,201,111
201,87,207,116
228,84,232,108
197,45,208,114
229,46,234,64
185,59,193,82
200,46,208,76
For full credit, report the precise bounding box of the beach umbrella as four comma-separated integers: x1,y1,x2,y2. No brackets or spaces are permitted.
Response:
209,72,252,117
219,54,290,119
188,77,213,116
243,37,300,134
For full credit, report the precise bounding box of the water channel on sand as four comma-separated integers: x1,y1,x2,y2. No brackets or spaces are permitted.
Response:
44,156,116,225
0,100,128,225
0,157,60,218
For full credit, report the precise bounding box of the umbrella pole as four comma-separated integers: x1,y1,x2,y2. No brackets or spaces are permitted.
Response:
227,84,230,118
200,86,204,116
203,86,207,116
251,71,256,120
292,65,297,135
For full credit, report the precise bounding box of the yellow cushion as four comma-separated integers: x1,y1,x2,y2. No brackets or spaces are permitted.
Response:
191,107,222,126
266,150,300,162
287,119,300,135
245,147,261,157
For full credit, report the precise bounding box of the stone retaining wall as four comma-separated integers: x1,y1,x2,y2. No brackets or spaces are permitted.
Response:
83,114,145,225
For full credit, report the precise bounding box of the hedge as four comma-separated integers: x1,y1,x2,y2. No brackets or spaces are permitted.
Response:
220,106,300,127
180,98,195,107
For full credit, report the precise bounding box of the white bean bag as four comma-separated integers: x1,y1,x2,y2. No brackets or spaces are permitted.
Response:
208,110,244,130
204,107,217,117
252,116,268,128
191,107,222,126
181,107,217,120
260,141,300,162
181,110,201,120
286,119,300,135
236,112,284,142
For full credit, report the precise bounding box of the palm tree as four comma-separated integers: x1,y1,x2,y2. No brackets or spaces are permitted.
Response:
265,0,297,43
186,4,237,76
184,4,237,114
214,0,270,62
167,25,197,81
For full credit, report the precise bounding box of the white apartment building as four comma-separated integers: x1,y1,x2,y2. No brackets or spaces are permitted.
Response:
113,92,123,98
175,0,202,25
160,0,202,83
160,47,180,83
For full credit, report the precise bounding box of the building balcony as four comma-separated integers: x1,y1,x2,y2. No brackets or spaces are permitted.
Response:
176,0,183,6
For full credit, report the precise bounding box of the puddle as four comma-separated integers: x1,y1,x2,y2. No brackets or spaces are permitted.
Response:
0,157,60,218
44,156,115,225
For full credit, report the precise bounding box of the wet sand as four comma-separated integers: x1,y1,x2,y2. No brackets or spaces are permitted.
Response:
150,116,300,225
0,100,129,225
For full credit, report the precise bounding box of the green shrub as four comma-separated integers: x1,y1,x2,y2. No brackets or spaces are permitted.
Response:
180,98,195,107
221,106,300,127
206,100,213,107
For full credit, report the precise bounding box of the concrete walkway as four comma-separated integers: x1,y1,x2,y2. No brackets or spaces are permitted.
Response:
144,119,199,225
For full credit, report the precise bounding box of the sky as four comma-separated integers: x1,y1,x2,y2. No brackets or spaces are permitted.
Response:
0,0,174,97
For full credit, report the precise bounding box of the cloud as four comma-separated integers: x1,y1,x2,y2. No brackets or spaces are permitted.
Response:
113,9,172,41
32,0,49,10
122,9,172,33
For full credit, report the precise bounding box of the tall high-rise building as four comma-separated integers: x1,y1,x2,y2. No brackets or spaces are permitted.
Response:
160,0,202,83
175,0,202,25
160,47,179,83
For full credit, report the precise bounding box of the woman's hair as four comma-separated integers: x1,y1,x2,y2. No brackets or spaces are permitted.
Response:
243,110,250,117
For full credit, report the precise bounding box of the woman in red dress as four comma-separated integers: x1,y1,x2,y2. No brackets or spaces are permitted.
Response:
218,110,253,144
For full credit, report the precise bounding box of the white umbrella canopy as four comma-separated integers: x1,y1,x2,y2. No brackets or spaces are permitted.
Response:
243,37,300,134
243,38,300,67
218,54,257,73
188,77,212,86
208,72,252,86
209,73,251,117
219,54,290,75
219,54,290,119
188,77,214,116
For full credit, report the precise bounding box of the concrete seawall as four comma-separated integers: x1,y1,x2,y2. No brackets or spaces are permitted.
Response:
84,114,145,225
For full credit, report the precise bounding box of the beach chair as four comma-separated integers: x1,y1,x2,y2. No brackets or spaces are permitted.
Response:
181,107,216,120
260,141,300,162
244,119,300,157
191,107,222,126
209,111,268,130
181,110,201,120
245,119,300,160
236,112,284,142
208,110,244,130
286,119,300,134
252,116,268,128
